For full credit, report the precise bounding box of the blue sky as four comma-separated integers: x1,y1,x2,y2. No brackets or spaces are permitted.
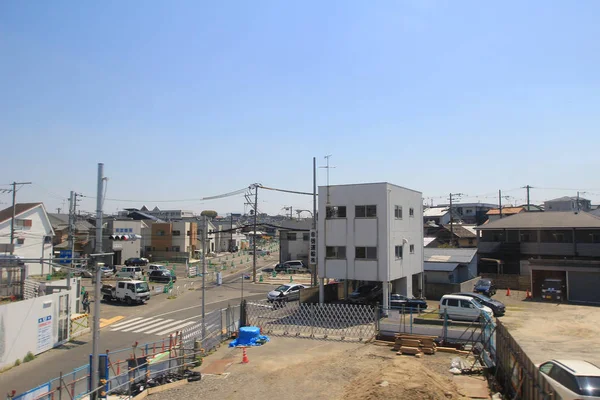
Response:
2,1,600,216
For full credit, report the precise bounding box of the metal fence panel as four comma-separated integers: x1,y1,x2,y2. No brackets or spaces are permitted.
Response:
495,320,556,400
245,300,376,341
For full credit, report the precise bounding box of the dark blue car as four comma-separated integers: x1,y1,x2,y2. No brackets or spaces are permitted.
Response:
473,279,496,297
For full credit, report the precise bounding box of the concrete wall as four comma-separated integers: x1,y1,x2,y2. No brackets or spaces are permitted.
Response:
424,276,481,300
280,230,310,263
318,183,423,292
480,273,531,290
0,281,78,369
0,205,54,277
111,220,143,262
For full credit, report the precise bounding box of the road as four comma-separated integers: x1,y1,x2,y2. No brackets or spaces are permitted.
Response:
0,255,281,396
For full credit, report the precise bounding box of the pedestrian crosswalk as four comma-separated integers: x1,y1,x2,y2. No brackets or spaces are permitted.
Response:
110,316,198,336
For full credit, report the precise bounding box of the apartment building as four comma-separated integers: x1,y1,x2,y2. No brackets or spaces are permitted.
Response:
317,183,424,308
278,220,312,265
147,221,198,261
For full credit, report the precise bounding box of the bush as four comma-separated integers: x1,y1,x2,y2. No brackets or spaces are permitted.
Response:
23,352,35,363
14,359,21,367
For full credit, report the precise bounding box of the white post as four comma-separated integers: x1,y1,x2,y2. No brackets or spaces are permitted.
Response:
383,280,390,311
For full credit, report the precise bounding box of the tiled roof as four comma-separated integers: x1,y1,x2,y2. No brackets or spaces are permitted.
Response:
443,224,477,238
486,207,524,216
477,211,600,230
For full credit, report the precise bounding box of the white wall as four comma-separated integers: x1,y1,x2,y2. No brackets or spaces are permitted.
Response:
0,281,79,369
318,183,423,292
0,205,54,276
112,220,142,261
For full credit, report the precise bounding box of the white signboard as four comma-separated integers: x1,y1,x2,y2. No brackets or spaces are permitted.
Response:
36,315,53,353
309,229,317,266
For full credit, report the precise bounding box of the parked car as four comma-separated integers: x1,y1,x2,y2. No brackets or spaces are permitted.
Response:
267,284,306,303
282,260,309,273
274,263,287,273
348,284,383,305
115,266,143,280
124,258,147,266
541,278,566,302
473,279,497,297
74,264,92,278
261,267,275,273
439,294,493,322
101,266,114,278
539,359,600,399
454,292,505,317
389,294,428,310
148,270,176,284
148,264,168,273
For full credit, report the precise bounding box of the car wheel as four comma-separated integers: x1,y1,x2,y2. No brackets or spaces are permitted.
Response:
126,297,133,305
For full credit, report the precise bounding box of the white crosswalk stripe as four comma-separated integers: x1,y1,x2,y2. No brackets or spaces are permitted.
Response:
110,317,199,336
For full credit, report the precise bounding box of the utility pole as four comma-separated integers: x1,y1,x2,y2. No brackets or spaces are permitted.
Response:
91,163,104,399
68,191,75,268
499,190,502,219
320,155,335,205
252,185,258,283
522,185,533,209
201,215,207,343
312,157,317,288
448,193,463,247
230,213,233,252
9,181,32,255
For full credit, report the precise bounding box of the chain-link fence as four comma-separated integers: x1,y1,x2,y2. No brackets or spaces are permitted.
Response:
245,300,377,341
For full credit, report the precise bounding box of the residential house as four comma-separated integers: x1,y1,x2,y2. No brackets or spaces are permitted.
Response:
147,221,198,261
48,213,94,259
119,206,194,221
477,211,600,303
544,196,592,212
278,220,312,265
424,223,477,248
318,182,424,307
0,203,54,276
486,205,544,222
423,207,453,226
435,202,497,225
210,220,247,253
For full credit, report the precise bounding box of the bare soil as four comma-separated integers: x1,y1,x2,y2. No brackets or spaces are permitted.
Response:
494,290,600,366
149,338,472,400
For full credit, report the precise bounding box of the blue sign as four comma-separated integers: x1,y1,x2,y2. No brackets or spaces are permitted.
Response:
59,250,72,264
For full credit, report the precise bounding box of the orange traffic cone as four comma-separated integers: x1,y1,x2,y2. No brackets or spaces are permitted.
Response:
506,287,511,296
526,289,532,299
242,347,249,364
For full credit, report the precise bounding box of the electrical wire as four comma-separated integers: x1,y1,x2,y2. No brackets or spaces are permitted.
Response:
79,186,249,203
258,185,315,196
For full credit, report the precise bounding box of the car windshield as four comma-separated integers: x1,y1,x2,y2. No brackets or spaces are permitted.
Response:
476,280,490,286
472,293,492,301
275,285,290,292
391,294,406,300
471,298,485,309
577,376,600,396
542,280,562,289
135,282,149,293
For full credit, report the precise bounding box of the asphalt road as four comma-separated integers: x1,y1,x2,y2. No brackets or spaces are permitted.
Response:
1,256,281,396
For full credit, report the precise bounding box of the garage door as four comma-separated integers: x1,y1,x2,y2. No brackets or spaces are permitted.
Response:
568,271,600,304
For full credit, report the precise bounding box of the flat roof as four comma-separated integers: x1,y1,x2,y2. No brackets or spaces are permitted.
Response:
318,182,422,195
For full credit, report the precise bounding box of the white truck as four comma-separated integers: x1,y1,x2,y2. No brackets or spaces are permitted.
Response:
101,279,150,305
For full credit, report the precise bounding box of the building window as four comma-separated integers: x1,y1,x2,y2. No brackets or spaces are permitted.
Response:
326,246,346,259
172,230,181,236
172,246,180,252
15,219,32,228
355,205,377,218
394,206,403,219
355,246,377,259
157,230,165,236
395,245,403,259
409,244,415,254
145,246,152,252
287,232,297,241
409,208,414,217
303,233,309,241
326,206,346,219
466,209,473,214
17,238,25,245
187,231,192,236
468,239,475,245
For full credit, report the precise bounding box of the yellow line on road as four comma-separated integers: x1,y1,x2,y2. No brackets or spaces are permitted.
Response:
100,316,124,329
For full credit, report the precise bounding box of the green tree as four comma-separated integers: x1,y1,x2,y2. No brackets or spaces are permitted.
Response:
200,210,218,218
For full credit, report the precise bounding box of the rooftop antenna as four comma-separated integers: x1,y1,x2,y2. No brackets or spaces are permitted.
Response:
320,154,336,205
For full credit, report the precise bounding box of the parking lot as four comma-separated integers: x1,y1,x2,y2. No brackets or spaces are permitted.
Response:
494,290,600,366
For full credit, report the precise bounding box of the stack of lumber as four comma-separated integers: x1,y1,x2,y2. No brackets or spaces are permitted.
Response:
394,334,437,356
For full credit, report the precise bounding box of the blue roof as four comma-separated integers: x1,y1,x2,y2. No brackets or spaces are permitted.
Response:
424,262,459,272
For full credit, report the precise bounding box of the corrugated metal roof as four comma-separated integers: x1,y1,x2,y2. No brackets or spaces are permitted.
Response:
424,262,459,272
424,237,437,247
424,248,477,264
477,211,600,230
424,207,449,217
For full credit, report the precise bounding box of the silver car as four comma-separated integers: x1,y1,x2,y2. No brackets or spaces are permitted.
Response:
267,284,306,302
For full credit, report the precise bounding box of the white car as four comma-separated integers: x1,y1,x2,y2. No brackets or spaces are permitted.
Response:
267,284,306,302
539,360,600,399
438,294,493,322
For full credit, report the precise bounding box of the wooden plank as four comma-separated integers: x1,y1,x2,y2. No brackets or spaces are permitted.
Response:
399,346,422,355
422,348,436,355
436,347,459,354
395,333,437,340
400,339,422,347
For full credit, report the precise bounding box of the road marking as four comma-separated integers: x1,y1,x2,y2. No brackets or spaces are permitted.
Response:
144,318,198,334
99,316,125,328
151,293,266,319
120,318,165,332
153,321,197,336
131,319,174,333
110,317,143,328
111,318,160,332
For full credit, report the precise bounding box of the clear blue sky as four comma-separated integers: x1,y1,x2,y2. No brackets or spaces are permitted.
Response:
2,1,600,216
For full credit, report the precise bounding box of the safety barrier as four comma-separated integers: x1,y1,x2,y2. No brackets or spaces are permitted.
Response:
70,313,90,338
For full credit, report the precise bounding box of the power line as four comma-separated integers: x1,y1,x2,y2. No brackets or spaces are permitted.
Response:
79,186,249,203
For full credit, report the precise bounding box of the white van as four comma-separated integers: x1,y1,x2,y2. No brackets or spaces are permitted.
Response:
439,294,493,322
115,266,143,280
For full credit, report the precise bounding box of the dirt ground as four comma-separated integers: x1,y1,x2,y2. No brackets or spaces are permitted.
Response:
148,337,487,400
494,290,600,366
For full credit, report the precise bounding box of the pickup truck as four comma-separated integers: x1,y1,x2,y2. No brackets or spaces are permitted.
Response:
101,280,150,305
